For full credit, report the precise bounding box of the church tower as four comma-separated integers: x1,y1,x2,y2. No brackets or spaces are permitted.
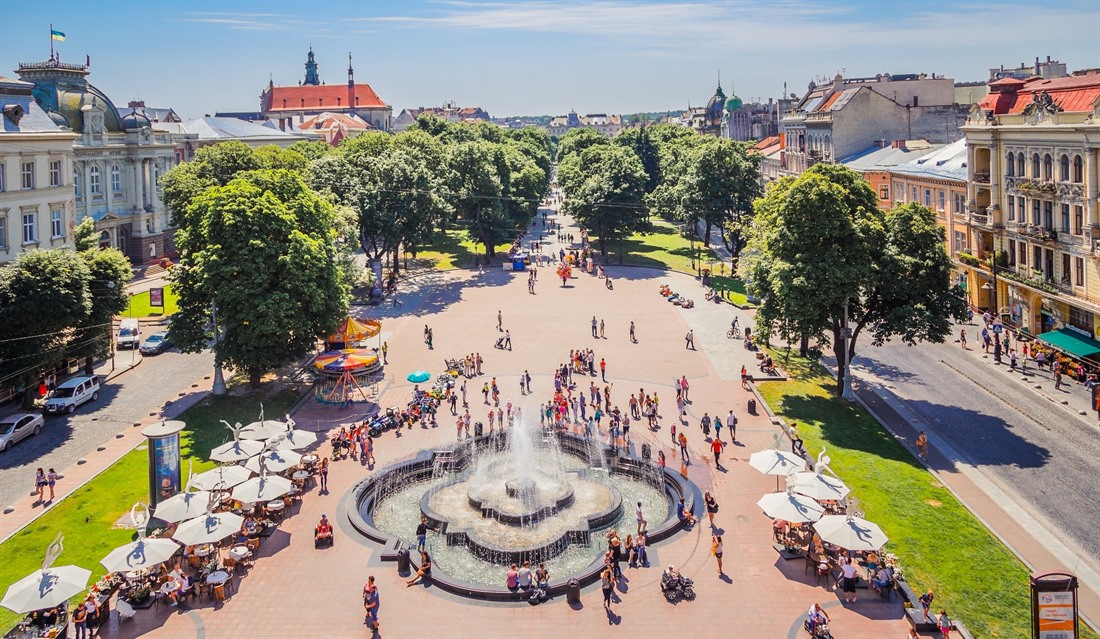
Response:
303,47,320,86
347,52,355,111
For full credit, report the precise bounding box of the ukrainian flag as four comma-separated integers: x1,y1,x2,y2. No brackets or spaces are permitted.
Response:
51,29,65,41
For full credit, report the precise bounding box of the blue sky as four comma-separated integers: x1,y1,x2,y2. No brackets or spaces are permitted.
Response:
1,0,1097,119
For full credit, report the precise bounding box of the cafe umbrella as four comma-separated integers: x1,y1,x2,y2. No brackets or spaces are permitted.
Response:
813,513,889,551
269,416,318,451
1,533,91,614
231,474,293,503
407,370,431,383
153,489,212,523
172,512,245,546
749,434,806,491
190,465,253,491
210,438,263,463
244,448,302,474
790,449,850,501
101,503,182,573
756,486,826,524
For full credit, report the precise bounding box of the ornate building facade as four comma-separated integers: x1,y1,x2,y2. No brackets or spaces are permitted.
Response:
15,59,177,262
260,49,392,133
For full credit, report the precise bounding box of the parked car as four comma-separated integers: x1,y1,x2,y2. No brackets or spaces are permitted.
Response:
0,413,43,451
139,332,171,355
43,375,101,415
117,318,141,349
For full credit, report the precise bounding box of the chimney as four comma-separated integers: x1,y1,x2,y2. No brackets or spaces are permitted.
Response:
1035,56,1041,74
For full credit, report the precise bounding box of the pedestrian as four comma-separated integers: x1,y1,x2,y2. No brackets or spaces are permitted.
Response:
918,589,934,622
678,432,689,462
381,341,388,364
34,468,46,502
600,358,607,381
840,557,858,602
741,365,748,389
476,352,483,375
726,410,738,443
497,310,503,332
482,382,490,404
363,575,380,632
1010,350,1017,370
601,566,614,609
415,517,433,552
712,534,724,574
710,437,725,468
591,316,598,338
319,457,329,493
939,610,953,638
916,431,928,459
636,501,647,534
47,468,57,501
685,330,695,350
460,380,468,407
680,375,689,401
967,308,974,324
704,491,719,525
959,329,967,349
504,329,512,350
366,436,375,465
629,321,636,343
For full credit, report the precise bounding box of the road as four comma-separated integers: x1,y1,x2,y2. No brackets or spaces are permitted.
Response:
853,335,1100,565
0,347,213,510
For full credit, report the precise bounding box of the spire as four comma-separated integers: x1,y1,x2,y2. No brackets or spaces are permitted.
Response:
348,52,354,85
304,47,320,86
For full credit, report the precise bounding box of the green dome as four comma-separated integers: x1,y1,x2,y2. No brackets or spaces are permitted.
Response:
725,95,743,112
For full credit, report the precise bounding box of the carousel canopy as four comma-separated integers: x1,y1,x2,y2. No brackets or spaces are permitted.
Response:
314,349,378,373
328,317,381,343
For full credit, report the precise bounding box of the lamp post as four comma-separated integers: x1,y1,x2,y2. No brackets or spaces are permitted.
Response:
840,299,855,401
211,303,225,395
128,292,137,368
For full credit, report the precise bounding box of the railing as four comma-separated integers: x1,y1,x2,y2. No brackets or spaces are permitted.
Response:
1016,225,1056,242
969,212,989,226
973,172,991,184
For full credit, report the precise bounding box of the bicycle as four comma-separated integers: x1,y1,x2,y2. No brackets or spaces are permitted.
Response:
726,326,741,339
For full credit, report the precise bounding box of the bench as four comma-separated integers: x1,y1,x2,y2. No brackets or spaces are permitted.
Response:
905,607,939,632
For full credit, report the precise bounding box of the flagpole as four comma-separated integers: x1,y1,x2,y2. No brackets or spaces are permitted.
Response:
50,24,54,60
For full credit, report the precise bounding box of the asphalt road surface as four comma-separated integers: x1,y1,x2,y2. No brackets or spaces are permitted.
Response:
854,337,1100,564
0,347,213,510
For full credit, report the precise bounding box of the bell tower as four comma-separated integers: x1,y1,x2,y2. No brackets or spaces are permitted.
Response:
347,52,355,112
303,47,320,86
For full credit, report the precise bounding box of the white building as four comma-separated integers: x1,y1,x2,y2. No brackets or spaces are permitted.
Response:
0,75,78,264
548,111,622,137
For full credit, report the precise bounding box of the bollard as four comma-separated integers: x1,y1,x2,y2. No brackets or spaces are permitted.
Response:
566,578,581,605
396,549,411,574
748,398,757,415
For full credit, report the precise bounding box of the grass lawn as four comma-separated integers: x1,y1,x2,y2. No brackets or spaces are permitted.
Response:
413,228,515,271
595,218,720,273
0,386,303,633
756,353,1098,639
122,285,179,318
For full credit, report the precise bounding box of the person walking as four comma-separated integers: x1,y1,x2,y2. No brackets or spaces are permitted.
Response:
636,501,647,534
840,557,859,602
918,589,935,622
319,457,329,493
591,316,599,338
34,468,46,503
482,382,490,404
497,310,503,332
685,330,695,350
741,365,748,389
680,375,690,401
365,436,375,466
426,328,434,350
47,468,57,501
959,329,967,349
678,432,689,462
460,380,468,407
504,330,512,350
712,535,724,574
710,437,725,469
600,358,607,381
599,319,606,339
629,321,636,343
381,341,388,364
939,610,953,639
916,431,928,459
363,575,380,632
600,566,614,610
72,604,88,639
726,410,738,443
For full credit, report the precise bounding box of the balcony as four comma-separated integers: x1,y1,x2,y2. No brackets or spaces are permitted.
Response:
968,212,989,227
1016,225,1057,243
973,171,991,184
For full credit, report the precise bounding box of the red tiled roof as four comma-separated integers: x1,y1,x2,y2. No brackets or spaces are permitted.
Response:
297,112,371,131
818,91,842,112
263,84,387,112
988,77,1026,88
753,135,780,151
979,73,1100,114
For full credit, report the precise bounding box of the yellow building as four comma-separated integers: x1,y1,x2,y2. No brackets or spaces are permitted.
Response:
962,72,1100,345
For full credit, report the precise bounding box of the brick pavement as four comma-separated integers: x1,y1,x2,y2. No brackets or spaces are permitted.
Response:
95,210,908,639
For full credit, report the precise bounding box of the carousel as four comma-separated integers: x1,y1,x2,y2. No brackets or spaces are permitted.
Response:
313,317,383,405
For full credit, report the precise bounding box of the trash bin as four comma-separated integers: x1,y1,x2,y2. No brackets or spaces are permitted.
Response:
748,398,757,415
566,578,581,605
397,548,411,574
641,443,651,461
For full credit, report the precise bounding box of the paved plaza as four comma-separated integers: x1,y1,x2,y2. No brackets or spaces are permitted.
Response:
91,211,909,639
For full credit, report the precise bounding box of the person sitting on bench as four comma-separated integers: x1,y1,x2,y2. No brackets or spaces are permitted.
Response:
315,514,333,545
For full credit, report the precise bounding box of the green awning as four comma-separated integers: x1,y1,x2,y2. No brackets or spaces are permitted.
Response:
1036,328,1100,359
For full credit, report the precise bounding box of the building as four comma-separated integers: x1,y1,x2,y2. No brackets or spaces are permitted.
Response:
547,111,623,137
126,100,181,123
753,135,782,187
961,70,1100,341
154,116,312,162
989,56,1069,82
0,76,78,264
393,103,491,132
780,72,966,176
840,140,941,209
723,95,794,142
259,48,391,133
15,58,177,262
296,112,371,145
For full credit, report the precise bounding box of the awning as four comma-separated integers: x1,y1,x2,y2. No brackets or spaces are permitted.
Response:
1036,328,1100,359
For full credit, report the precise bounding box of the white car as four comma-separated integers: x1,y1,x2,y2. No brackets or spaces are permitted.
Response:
43,375,101,415
0,413,43,451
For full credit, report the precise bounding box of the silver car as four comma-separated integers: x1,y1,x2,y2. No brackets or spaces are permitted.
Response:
0,413,43,452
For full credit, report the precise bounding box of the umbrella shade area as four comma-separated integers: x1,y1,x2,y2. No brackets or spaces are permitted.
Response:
190,465,253,491
1,566,92,613
101,538,182,573
757,490,825,524
790,471,851,501
314,349,378,373
154,490,213,524
407,370,431,383
813,515,889,551
172,512,244,546
210,439,264,463
272,429,319,451
327,317,381,344
239,420,288,441
232,475,293,503
749,449,805,476
244,450,303,474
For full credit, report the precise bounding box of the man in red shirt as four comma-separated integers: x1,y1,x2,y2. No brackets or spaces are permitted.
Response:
711,438,725,469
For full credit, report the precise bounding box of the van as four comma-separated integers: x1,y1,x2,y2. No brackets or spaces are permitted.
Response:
117,318,141,349
43,375,101,415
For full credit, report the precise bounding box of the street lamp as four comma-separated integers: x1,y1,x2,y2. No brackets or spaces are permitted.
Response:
211,303,226,395
128,292,137,368
840,299,855,401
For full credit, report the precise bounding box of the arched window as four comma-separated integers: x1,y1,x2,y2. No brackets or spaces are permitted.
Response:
111,164,122,192
1032,153,1041,178
1059,155,1070,181
1073,155,1084,183
1006,152,1015,176
89,165,101,194
1017,152,1025,176
73,169,81,196
1043,154,1053,181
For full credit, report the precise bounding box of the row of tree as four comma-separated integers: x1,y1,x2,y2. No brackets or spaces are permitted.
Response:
0,220,132,403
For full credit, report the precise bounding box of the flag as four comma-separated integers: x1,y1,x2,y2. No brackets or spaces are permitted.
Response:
51,29,65,41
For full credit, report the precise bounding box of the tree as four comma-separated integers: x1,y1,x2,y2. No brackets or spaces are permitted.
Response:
615,127,661,193
556,128,610,163
0,250,92,405
73,217,97,252
682,138,761,260
169,170,348,388
69,247,132,373
162,141,261,228
559,145,648,260
288,139,335,161
743,165,965,392
447,141,507,259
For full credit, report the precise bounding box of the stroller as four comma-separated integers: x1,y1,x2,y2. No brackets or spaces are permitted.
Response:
494,336,507,349
660,571,695,602
803,619,834,638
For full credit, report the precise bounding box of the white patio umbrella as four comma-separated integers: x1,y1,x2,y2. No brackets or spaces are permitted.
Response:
232,474,293,503
1,566,92,613
756,487,826,523
153,490,213,523
813,514,889,551
172,512,244,546
271,428,318,451
100,538,182,573
190,465,253,491
244,449,302,474
749,447,806,491
209,439,263,463
239,420,288,441
791,470,851,501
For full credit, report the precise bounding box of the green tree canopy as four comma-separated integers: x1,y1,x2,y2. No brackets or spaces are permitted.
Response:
615,127,661,193
69,247,132,372
557,128,610,163
559,145,648,259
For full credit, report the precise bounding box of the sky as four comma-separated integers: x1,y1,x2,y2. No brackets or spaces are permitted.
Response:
0,0,1097,120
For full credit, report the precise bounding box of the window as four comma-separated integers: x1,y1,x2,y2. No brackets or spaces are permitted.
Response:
1008,241,1016,266
1033,246,1042,272
50,209,63,238
1075,206,1084,235
911,186,917,202
0,215,6,247
1043,154,1053,181
953,231,966,253
1062,253,1071,285
1008,197,1015,221
1069,305,1093,331
924,189,932,207
0,163,5,192
1061,204,1070,233
954,193,964,214
1044,201,1053,230
1059,155,1070,181
1006,152,1015,176
1032,154,1041,178
1076,257,1085,287
1018,240,1027,266
49,160,61,187
879,185,889,201
89,165,101,194
1017,153,1025,177
1018,197,1025,221
21,212,36,244
1033,200,1041,226
938,191,945,211
111,164,121,192
21,161,34,189
1073,156,1084,183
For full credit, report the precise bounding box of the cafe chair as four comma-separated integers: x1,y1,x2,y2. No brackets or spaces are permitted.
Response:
213,584,227,602
115,599,136,623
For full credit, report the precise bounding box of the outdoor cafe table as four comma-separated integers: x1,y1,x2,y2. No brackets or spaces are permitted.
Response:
291,470,310,487
229,546,250,563
300,454,319,467
159,581,180,597
205,571,229,586
192,543,216,558
125,568,153,583
265,500,285,514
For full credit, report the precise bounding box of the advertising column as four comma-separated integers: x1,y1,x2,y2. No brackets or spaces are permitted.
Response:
141,420,186,508
1030,571,1079,639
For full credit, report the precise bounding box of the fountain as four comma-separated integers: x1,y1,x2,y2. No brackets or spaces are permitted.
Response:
345,408,698,600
